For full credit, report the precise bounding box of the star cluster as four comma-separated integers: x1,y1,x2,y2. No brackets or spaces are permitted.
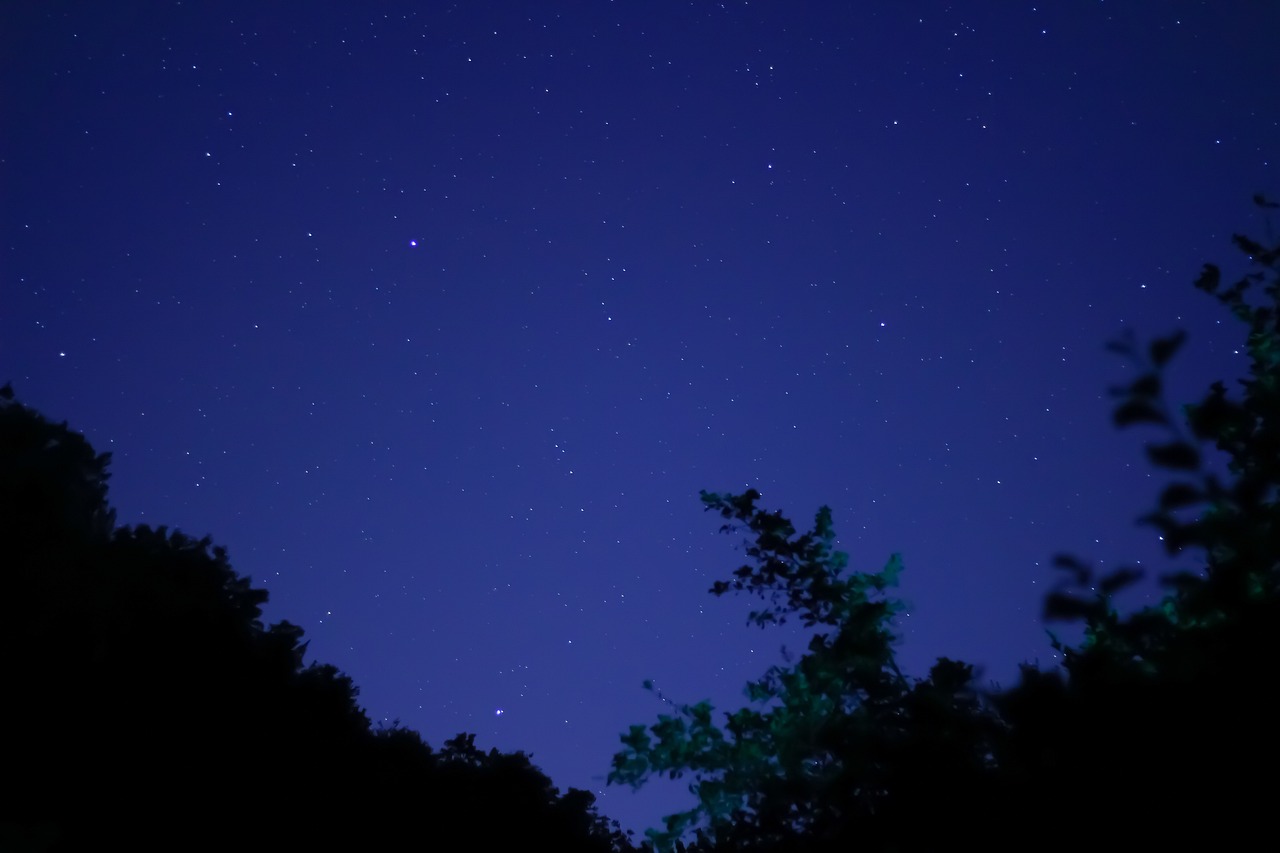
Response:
3,1,1277,832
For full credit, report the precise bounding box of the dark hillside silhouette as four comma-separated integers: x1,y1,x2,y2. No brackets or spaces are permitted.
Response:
0,382,635,852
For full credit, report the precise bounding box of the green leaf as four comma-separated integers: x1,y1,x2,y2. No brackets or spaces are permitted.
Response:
1129,374,1162,399
1145,441,1201,470
1044,591,1099,621
1052,553,1092,585
1159,483,1203,510
1114,400,1168,427
880,552,904,586
1149,330,1186,368
1194,263,1221,294
1098,567,1143,595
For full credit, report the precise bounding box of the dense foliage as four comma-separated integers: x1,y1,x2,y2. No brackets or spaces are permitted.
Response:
0,383,635,852
611,197,1280,851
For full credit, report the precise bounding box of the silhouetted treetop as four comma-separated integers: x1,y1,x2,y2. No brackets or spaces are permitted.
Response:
612,196,1280,852
0,389,636,852
1,386,114,551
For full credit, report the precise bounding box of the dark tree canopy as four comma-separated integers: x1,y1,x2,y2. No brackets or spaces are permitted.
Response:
611,197,1280,852
0,384,635,853
610,494,1003,852
5,197,1276,852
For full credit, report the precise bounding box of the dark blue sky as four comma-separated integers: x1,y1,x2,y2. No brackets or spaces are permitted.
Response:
4,1,1278,834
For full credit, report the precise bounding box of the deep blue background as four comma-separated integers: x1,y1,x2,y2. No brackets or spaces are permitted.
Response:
4,1,1277,834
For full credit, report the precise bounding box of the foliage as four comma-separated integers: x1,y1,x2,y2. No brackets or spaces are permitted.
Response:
610,491,1003,851
0,384,635,852
999,194,1280,844
612,197,1280,851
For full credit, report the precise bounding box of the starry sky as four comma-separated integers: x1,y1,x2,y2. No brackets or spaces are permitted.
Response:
4,0,1278,834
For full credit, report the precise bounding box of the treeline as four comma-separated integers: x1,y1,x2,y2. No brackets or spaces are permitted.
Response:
610,198,1280,851
0,382,635,852
4,199,1276,851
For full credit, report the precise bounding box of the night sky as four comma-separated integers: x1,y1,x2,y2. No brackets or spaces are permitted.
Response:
4,1,1278,833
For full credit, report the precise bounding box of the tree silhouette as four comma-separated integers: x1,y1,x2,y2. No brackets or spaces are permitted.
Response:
0,384,635,852
995,194,1280,847
611,196,1280,851
610,492,1001,852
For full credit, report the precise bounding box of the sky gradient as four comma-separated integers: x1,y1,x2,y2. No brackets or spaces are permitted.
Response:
4,1,1278,833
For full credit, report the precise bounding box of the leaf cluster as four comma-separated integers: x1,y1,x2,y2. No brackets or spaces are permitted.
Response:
612,495,1002,851
612,196,1280,851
